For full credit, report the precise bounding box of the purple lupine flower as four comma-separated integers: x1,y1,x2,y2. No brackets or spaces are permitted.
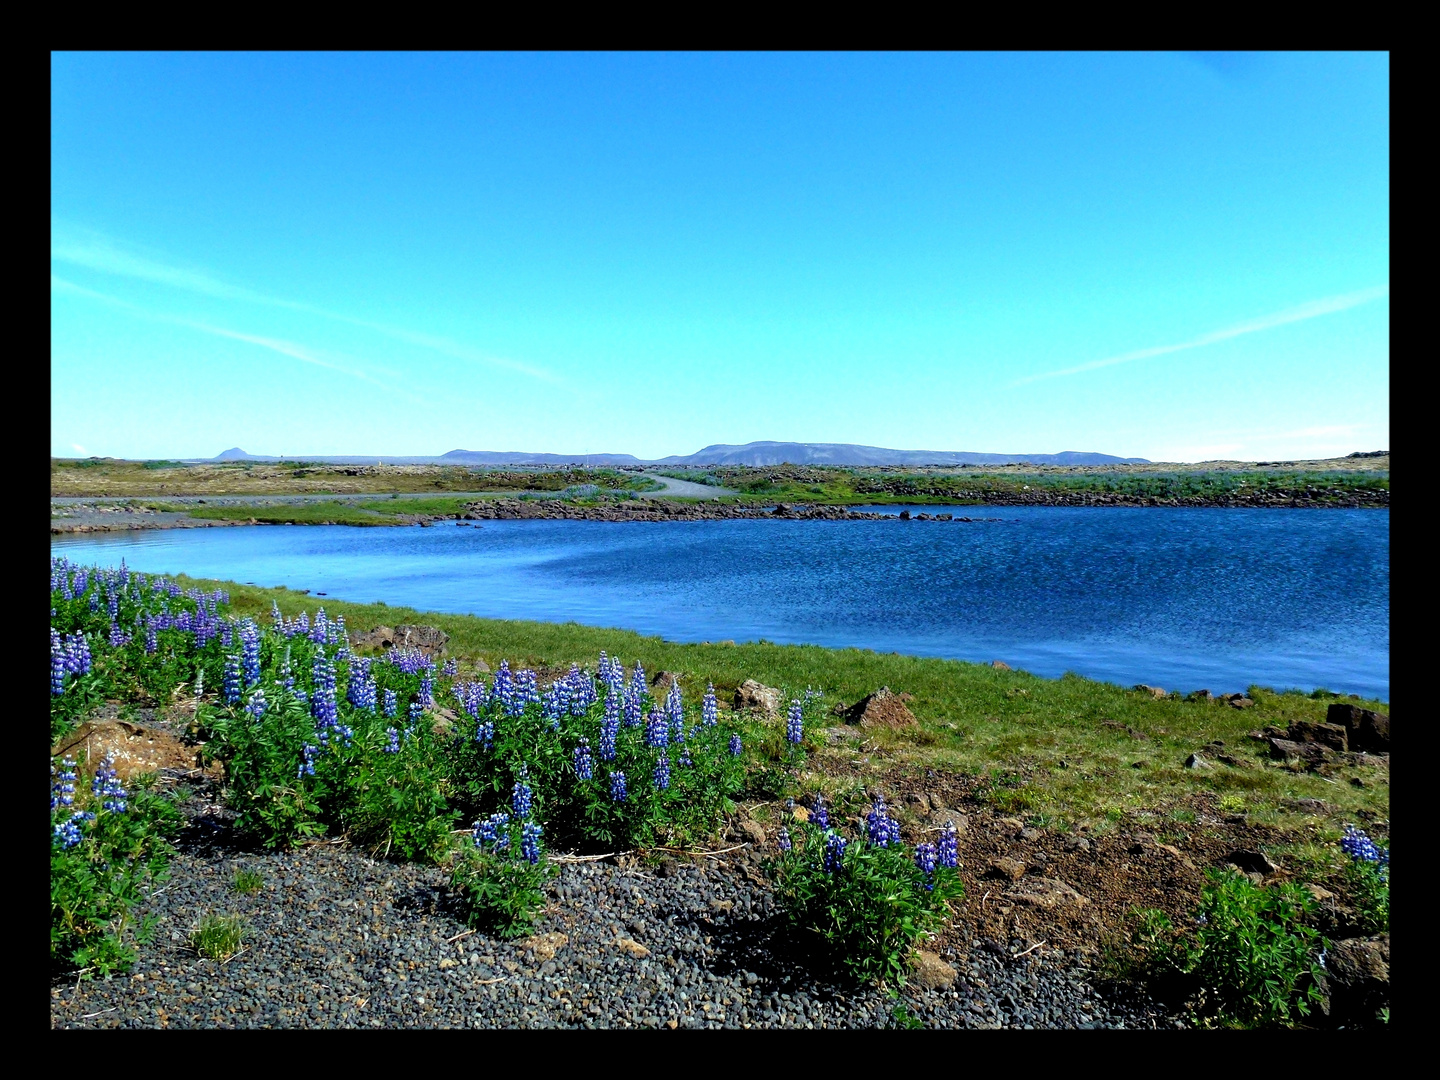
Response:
50,638,67,696
298,744,319,778
383,689,398,718
239,619,261,686
610,771,628,802
474,811,511,850
653,752,671,791
475,719,494,750
92,754,127,813
493,660,529,715
51,757,78,809
809,794,829,830
914,842,938,888
521,822,543,865
144,622,158,654
645,706,669,749
54,811,94,849
223,654,243,705
777,828,792,852
702,684,718,726
786,699,804,745
271,600,284,630
599,692,621,761
666,680,684,725
309,608,329,644
573,738,594,781
938,823,959,869
245,688,267,720
729,734,743,756
408,701,426,727
384,727,401,754
348,657,377,711
823,832,847,874
442,657,458,677
108,619,129,648
678,748,692,768
512,769,534,818
866,798,901,848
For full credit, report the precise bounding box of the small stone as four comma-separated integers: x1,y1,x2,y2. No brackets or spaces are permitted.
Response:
1222,849,1280,876
1134,684,1167,699
1003,877,1088,909
912,950,958,990
985,857,1026,882
739,820,766,846
991,661,1011,670
1018,827,1042,842
1184,752,1209,769
519,931,568,961
616,938,651,959
438,958,457,970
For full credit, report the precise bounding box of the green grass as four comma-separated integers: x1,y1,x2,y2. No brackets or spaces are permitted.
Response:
166,575,1387,843
231,867,264,894
700,465,1388,507
191,913,246,961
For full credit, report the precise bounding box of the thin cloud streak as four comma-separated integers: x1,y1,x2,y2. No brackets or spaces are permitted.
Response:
52,275,428,405
51,222,563,386
1011,285,1390,387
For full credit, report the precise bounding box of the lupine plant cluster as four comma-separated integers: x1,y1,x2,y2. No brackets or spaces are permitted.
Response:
50,558,236,742
52,560,791,939
1129,870,1326,1028
1339,824,1389,934
767,793,964,985
50,752,180,975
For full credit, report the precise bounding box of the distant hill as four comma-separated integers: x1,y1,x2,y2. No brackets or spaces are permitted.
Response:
209,442,1149,467
654,442,1151,467
437,450,644,466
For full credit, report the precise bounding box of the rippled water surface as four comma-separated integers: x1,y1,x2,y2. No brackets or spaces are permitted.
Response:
52,507,1389,699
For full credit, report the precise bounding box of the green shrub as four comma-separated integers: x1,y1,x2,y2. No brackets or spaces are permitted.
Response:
450,817,556,938
1130,870,1325,1027
768,804,963,985
50,755,180,976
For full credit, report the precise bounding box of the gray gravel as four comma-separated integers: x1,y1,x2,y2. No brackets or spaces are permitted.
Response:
50,787,1181,1029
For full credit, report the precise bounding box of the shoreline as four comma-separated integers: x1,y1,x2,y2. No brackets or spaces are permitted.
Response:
50,491,1389,534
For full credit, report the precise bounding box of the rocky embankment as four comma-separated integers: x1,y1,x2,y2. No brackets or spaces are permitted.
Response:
454,500,979,522
852,483,1389,509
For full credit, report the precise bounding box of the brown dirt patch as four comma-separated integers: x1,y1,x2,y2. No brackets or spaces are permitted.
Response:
52,719,205,781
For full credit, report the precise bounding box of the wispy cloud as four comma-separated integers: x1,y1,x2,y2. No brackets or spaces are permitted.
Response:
1011,285,1390,387
51,221,563,386
52,274,428,405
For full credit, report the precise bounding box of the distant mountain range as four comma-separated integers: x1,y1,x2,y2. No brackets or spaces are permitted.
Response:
210,442,1150,467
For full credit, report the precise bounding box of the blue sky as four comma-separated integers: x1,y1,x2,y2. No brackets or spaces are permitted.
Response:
51,52,1389,462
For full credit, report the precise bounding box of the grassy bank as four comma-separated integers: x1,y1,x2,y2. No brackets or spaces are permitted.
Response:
52,459,659,499
663,462,1390,507
180,576,1387,860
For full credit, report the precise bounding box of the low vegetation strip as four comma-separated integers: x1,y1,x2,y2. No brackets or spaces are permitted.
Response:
50,561,1389,1027
53,457,1388,510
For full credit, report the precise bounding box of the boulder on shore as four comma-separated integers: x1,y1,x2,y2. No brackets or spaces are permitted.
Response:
838,687,918,728
1327,703,1389,753
733,680,782,716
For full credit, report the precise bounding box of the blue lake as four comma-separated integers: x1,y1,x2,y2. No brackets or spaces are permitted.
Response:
51,507,1390,701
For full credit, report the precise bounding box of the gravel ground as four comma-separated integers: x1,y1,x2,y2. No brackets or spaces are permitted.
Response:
51,819,1183,1029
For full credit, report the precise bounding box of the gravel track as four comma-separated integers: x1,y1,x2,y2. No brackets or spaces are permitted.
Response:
50,790,1181,1030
